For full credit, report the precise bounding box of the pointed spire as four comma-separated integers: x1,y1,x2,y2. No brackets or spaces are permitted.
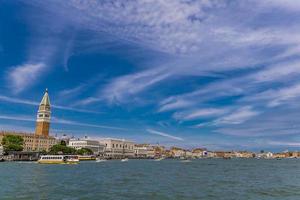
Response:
40,88,51,106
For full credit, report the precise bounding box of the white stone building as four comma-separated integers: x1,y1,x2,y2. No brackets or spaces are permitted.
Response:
99,138,135,158
0,145,3,155
134,144,155,158
68,138,105,155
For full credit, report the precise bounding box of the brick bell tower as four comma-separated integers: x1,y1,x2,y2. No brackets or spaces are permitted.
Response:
35,88,51,137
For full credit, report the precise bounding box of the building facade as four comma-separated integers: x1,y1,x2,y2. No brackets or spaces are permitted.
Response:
0,145,3,155
134,144,155,158
68,138,105,155
0,131,57,152
100,138,135,158
170,147,186,158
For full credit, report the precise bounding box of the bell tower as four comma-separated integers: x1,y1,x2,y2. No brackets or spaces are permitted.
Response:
35,88,51,137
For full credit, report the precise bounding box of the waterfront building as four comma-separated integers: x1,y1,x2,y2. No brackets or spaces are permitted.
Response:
256,152,273,159
214,151,234,158
170,147,186,158
134,144,155,158
192,148,207,158
99,138,135,158
273,152,287,158
0,145,3,155
234,151,254,158
0,131,57,152
68,138,105,155
0,89,57,152
153,145,166,157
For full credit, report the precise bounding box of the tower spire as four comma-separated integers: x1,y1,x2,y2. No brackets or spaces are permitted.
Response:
35,89,51,137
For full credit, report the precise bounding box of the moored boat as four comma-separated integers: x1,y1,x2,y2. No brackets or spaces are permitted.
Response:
38,155,79,164
78,155,96,161
96,158,107,162
121,158,129,162
154,157,165,161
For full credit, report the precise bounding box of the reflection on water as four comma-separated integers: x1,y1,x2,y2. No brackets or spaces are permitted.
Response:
1,159,300,200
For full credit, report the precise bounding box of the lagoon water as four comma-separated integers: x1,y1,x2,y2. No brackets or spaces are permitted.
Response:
1,159,300,200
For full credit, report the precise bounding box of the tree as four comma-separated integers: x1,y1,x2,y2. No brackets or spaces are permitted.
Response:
60,140,67,146
49,144,77,155
1,135,24,153
77,148,93,155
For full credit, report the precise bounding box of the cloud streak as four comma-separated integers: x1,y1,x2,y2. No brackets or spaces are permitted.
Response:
0,95,101,114
0,114,125,131
147,129,184,141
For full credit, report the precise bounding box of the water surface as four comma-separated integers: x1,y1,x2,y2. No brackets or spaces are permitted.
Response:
1,159,300,200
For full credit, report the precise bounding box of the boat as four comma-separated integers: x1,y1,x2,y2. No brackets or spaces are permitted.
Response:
38,155,79,164
154,157,165,161
180,159,192,163
121,158,129,162
96,158,107,162
78,155,96,161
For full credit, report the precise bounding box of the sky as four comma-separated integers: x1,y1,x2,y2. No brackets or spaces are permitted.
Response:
1,0,300,151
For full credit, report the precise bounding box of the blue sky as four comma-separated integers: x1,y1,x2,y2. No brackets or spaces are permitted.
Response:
1,0,300,151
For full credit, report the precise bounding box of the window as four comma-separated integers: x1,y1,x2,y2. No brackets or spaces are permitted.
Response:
39,114,43,117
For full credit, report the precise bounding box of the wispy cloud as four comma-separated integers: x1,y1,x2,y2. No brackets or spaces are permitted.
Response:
158,99,194,112
101,67,171,104
0,114,125,131
173,108,227,121
267,141,300,147
214,106,260,125
51,117,126,131
146,129,184,141
0,95,100,114
7,63,46,94
0,115,34,122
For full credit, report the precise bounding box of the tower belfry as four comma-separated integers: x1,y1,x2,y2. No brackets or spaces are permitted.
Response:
35,88,51,137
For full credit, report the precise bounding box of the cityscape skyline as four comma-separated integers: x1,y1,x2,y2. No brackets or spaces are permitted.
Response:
1,1,300,151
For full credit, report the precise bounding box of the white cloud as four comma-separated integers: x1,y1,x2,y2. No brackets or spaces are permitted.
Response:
158,99,194,112
173,108,227,121
51,117,126,130
0,94,100,114
267,141,300,147
101,67,170,104
214,106,260,125
147,129,184,141
8,63,46,94
0,114,125,131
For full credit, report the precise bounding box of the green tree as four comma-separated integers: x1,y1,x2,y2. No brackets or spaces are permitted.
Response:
77,148,93,155
49,144,77,155
1,135,24,153
60,140,67,146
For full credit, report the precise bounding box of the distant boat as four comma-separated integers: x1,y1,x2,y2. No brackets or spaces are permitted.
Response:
78,155,96,161
121,158,129,162
154,157,164,161
181,159,191,163
96,158,107,163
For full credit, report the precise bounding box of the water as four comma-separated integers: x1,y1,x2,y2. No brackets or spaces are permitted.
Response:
1,159,300,200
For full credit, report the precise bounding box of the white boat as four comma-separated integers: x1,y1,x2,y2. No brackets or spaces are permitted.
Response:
180,159,192,163
96,158,107,162
121,158,129,162
38,155,79,164
154,157,165,161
